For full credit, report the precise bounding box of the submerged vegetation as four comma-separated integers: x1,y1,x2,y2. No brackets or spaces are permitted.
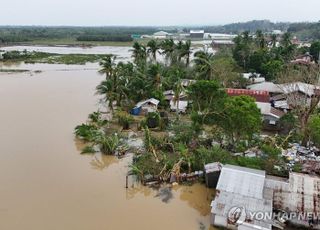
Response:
1,50,105,65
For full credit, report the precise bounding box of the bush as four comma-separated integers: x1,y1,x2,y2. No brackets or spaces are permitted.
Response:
98,134,120,155
116,111,133,130
146,112,160,128
74,124,101,142
81,145,96,154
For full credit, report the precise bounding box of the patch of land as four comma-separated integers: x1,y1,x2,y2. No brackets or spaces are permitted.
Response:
0,51,106,65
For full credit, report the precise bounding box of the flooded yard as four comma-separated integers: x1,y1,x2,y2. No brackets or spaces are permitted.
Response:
0,62,215,230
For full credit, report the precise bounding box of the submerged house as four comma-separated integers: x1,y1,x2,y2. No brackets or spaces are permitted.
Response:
211,165,273,230
131,98,159,115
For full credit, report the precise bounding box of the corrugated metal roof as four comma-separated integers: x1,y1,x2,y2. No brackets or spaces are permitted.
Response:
211,191,273,230
270,173,320,214
226,88,270,102
256,102,284,119
135,98,159,108
217,164,266,199
247,82,284,94
278,82,320,97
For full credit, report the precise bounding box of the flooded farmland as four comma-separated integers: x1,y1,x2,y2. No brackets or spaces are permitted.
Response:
0,58,216,230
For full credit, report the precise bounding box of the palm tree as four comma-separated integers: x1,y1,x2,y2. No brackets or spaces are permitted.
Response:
161,39,176,64
99,54,116,79
173,79,183,116
281,32,292,48
131,42,147,66
255,30,266,49
271,34,277,48
181,40,192,66
194,50,216,80
96,80,117,111
147,39,160,62
147,63,162,90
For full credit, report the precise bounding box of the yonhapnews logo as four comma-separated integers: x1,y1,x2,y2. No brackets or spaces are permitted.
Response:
227,206,247,225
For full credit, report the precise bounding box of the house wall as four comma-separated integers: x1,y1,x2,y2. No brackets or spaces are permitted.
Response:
212,214,228,227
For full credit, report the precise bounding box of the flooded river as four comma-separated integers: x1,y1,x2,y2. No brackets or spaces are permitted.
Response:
0,61,215,230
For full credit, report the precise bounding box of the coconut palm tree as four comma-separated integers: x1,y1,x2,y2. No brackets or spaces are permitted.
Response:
131,42,147,66
179,40,192,66
147,63,162,90
255,30,266,49
96,79,117,111
194,50,216,80
173,79,183,116
99,54,116,79
271,34,277,48
281,32,292,48
161,39,176,64
147,39,160,62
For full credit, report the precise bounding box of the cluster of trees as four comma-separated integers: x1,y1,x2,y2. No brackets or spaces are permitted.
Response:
288,22,320,40
76,35,133,42
76,35,320,181
90,39,283,180
233,31,320,80
233,31,296,80
0,26,171,44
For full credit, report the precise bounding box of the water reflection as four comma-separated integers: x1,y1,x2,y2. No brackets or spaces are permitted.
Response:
178,184,215,216
90,154,119,171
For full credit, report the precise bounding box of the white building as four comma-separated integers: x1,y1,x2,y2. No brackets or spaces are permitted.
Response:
153,31,171,39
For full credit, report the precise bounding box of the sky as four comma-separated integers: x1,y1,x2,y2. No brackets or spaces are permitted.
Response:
1,0,319,26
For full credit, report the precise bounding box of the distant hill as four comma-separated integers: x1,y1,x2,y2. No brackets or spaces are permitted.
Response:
186,20,290,34
288,22,320,40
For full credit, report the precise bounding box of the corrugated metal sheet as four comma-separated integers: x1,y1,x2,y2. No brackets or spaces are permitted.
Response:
217,165,266,199
226,88,270,103
211,191,273,230
270,173,320,214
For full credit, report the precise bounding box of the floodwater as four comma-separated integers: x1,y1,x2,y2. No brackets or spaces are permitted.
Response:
0,44,214,63
0,62,216,230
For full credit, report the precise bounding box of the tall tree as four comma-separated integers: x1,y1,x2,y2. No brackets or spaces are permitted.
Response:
179,40,192,66
99,54,116,79
147,39,160,62
310,41,320,63
161,39,176,64
131,42,147,66
277,65,320,146
187,80,226,124
219,96,261,145
194,50,216,80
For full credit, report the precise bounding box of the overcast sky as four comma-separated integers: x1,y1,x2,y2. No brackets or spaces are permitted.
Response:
1,0,319,26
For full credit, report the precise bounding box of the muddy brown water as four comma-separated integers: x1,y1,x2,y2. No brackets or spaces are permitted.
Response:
0,63,216,230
